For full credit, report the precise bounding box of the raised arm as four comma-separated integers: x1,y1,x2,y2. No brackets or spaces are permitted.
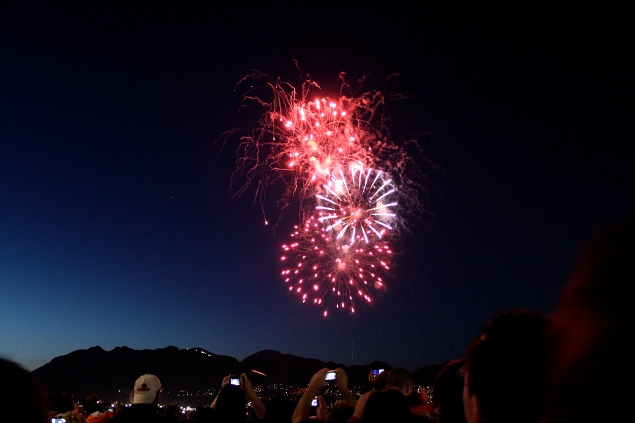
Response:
334,367,356,405
292,367,329,423
210,374,231,409
348,390,373,423
242,372,266,419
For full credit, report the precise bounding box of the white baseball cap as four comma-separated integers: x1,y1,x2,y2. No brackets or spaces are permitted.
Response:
133,374,162,404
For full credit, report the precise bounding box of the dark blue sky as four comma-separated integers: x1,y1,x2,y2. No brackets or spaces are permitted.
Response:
1,3,632,373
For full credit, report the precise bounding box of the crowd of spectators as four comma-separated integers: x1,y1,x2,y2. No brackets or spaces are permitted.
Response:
5,213,633,423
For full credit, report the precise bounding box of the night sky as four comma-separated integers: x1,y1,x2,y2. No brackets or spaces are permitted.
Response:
1,3,632,373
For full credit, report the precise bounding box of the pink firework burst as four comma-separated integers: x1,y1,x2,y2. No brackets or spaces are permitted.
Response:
220,70,393,222
280,214,391,316
316,163,398,246
273,95,377,187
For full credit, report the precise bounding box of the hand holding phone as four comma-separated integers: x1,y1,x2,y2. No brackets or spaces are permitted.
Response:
372,368,385,377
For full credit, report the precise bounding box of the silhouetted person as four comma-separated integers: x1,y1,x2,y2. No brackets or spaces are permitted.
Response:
356,367,431,423
432,358,467,423
408,386,434,419
211,373,266,422
49,391,76,417
359,368,388,395
538,214,635,423
263,394,294,423
1,357,49,423
292,367,356,423
110,374,170,422
462,309,551,423
325,401,354,423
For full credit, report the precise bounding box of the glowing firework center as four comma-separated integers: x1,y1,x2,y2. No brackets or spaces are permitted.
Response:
316,164,397,246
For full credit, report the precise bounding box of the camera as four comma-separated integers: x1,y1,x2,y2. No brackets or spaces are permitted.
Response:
230,376,241,386
325,370,336,381
311,397,318,407
372,368,385,377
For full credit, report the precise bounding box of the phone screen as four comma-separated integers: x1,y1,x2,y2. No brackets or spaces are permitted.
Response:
325,371,336,381
230,378,241,386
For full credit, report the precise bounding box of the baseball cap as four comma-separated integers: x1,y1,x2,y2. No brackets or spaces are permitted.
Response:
133,374,162,404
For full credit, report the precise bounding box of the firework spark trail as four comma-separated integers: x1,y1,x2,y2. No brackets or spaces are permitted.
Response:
280,215,392,316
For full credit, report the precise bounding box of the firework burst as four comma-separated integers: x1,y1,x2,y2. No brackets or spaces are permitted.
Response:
218,67,433,315
280,214,391,316
316,163,397,246
274,95,375,185
221,70,398,221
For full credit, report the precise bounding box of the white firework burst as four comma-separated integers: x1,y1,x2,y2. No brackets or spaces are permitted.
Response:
315,163,398,245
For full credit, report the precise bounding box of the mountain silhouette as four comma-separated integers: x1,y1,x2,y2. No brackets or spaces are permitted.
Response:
32,346,444,406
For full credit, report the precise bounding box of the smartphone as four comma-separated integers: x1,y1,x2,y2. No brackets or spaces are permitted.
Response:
372,368,385,377
311,397,318,407
230,377,241,386
51,419,66,423
325,370,336,381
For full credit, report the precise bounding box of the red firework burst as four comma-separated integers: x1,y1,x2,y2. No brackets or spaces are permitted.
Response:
280,214,391,316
